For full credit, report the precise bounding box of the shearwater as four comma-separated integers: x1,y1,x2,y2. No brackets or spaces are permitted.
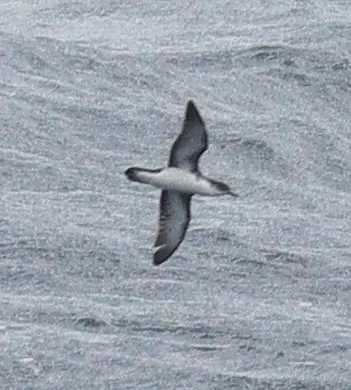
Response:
125,100,238,266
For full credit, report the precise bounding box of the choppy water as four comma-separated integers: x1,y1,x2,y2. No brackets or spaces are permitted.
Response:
1,1,351,389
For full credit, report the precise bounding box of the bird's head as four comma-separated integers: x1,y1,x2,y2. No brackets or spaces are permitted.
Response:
212,180,239,197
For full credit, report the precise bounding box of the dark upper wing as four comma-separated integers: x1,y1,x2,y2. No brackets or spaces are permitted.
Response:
168,101,208,172
153,190,192,266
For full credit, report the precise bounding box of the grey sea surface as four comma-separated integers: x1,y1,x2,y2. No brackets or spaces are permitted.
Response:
1,1,351,389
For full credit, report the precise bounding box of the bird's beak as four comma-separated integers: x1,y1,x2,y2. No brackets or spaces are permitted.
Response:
229,191,239,198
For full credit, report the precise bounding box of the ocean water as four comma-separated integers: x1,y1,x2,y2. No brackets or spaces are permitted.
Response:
1,1,351,389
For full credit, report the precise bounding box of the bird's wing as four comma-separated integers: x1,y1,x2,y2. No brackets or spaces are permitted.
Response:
168,101,208,172
153,190,192,265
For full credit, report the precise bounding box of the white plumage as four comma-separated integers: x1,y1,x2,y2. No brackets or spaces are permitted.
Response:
136,167,223,196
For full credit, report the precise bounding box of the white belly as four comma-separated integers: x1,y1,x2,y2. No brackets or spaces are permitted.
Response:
141,168,216,195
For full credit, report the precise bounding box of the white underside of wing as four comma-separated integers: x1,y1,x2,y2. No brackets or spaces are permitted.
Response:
153,244,164,253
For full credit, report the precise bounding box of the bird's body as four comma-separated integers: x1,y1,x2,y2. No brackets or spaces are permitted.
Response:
127,167,225,196
125,100,238,266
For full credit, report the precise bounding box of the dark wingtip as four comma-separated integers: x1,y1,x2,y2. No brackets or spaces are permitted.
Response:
153,246,176,266
187,100,196,110
185,100,204,125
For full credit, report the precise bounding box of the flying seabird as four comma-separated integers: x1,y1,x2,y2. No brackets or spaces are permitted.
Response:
125,100,238,266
